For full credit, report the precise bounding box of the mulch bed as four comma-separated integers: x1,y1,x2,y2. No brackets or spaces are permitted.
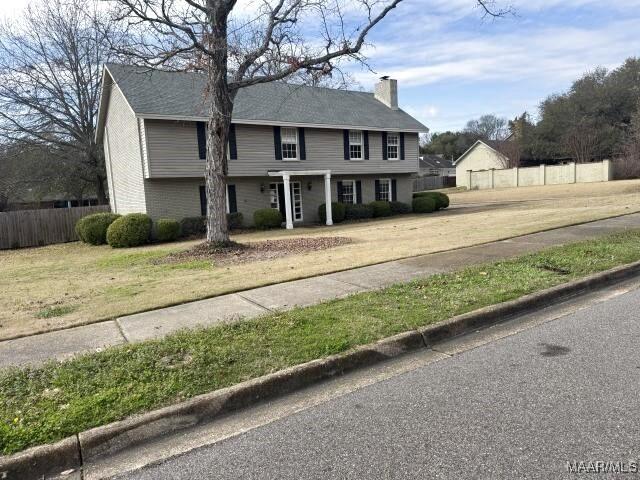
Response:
158,236,353,266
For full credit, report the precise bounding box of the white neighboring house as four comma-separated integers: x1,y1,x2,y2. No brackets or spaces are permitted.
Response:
454,140,508,187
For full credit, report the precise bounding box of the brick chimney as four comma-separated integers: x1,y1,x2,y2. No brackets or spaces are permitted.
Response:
374,76,398,110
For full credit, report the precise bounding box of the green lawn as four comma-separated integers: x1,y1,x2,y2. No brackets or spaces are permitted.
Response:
2,230,640,456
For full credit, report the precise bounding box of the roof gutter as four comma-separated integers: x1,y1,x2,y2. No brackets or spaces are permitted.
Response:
136,113,427,133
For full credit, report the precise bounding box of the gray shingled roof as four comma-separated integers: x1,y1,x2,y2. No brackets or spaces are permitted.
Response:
419,154,454,169
104,63,428,132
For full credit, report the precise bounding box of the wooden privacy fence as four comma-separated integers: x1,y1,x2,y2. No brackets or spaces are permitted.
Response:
413,175,456,192
0,205,110,249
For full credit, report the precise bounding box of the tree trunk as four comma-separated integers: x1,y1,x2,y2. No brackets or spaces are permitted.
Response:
205,2,235,245
95,174,108,205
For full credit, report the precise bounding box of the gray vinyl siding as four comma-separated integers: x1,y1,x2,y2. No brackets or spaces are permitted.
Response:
142,174,414,224
103,85,147,214
145,119,203,178
143,122,419,178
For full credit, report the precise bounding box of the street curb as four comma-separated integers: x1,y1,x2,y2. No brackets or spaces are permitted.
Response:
419,260,640,346
3,260,640,479
0,435,80,480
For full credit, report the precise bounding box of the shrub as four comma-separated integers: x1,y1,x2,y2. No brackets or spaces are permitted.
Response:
369,201,392,218
413,191,450,210
412,196,436,213
254,208,283,229
75,213,121,245
106,213,153,248
318,202,346,224
227,212,243,230
180,216,206,237
389,201,411,215
345,203,374,220
155,218,181,243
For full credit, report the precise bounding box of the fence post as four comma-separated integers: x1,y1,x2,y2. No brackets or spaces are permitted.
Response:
513,167,519,187
571,162,577,183
490,169,495,189
539,164,546,185
603,159,611,181
467,170,472,189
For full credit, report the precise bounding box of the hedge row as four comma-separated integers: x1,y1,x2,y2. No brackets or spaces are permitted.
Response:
77,212,245,248
76,192,450,246
317,192,449,224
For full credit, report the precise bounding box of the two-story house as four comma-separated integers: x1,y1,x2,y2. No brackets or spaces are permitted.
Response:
96,64,428,229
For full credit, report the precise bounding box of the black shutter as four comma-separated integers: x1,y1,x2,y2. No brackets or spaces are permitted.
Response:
229,124,238,160
227,184,237,213
274,126,282,160
400,132,405,160
391,179,397,201
337,181,343,203
364,131,369,160
355,180,362,204
298,127,306,160
382,132,388,160
199,185,206,216
197,122,206,160
343,130,350,160
375,179,381,201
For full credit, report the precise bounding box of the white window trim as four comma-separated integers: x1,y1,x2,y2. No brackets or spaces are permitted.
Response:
281,127,299,162
378,178,392,202
349,130,363,161
269,181,303,221
341,179,357,204
387,133,399,161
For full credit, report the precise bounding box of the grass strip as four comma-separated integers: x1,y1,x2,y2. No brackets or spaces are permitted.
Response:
2,230,640,455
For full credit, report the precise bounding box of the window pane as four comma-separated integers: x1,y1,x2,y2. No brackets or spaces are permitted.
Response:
379,179,390,201
349,130,362,145
282,143,297,159
387,134,399,159
269,183,278,209
281,128,297,142
281,128,297,159
341,181,355,204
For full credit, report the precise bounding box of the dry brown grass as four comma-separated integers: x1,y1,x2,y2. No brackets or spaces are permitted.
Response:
1,179,639,340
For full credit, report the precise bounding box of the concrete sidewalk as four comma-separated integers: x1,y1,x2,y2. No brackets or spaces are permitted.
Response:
2,213,640,369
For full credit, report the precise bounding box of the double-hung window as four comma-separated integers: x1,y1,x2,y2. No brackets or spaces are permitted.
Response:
349,130,363,160
378,179,391,202
387,133,399,160
341,180,356,204
281,127,298,160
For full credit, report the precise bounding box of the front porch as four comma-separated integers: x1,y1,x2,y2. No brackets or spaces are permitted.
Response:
267,170,333,229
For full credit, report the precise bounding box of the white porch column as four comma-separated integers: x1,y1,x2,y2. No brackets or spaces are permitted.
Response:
324,173,333,226
282,173,294,230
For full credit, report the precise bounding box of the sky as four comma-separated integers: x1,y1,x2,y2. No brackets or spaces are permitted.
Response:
2,0,639,133
358,0,640,133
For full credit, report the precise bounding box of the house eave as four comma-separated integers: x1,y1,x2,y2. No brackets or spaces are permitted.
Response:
136,113,427,133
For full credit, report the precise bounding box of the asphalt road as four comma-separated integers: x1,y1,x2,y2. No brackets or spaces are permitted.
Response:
118,287,640,480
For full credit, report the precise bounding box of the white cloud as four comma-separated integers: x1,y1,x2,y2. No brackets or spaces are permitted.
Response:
357,18,640,88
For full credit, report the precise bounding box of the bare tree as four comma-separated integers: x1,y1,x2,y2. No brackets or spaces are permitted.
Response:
0,0,125,205
464,114,509,141
494,140,521,168
616,106,640,178
563,119,599,164
110,0,507,244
